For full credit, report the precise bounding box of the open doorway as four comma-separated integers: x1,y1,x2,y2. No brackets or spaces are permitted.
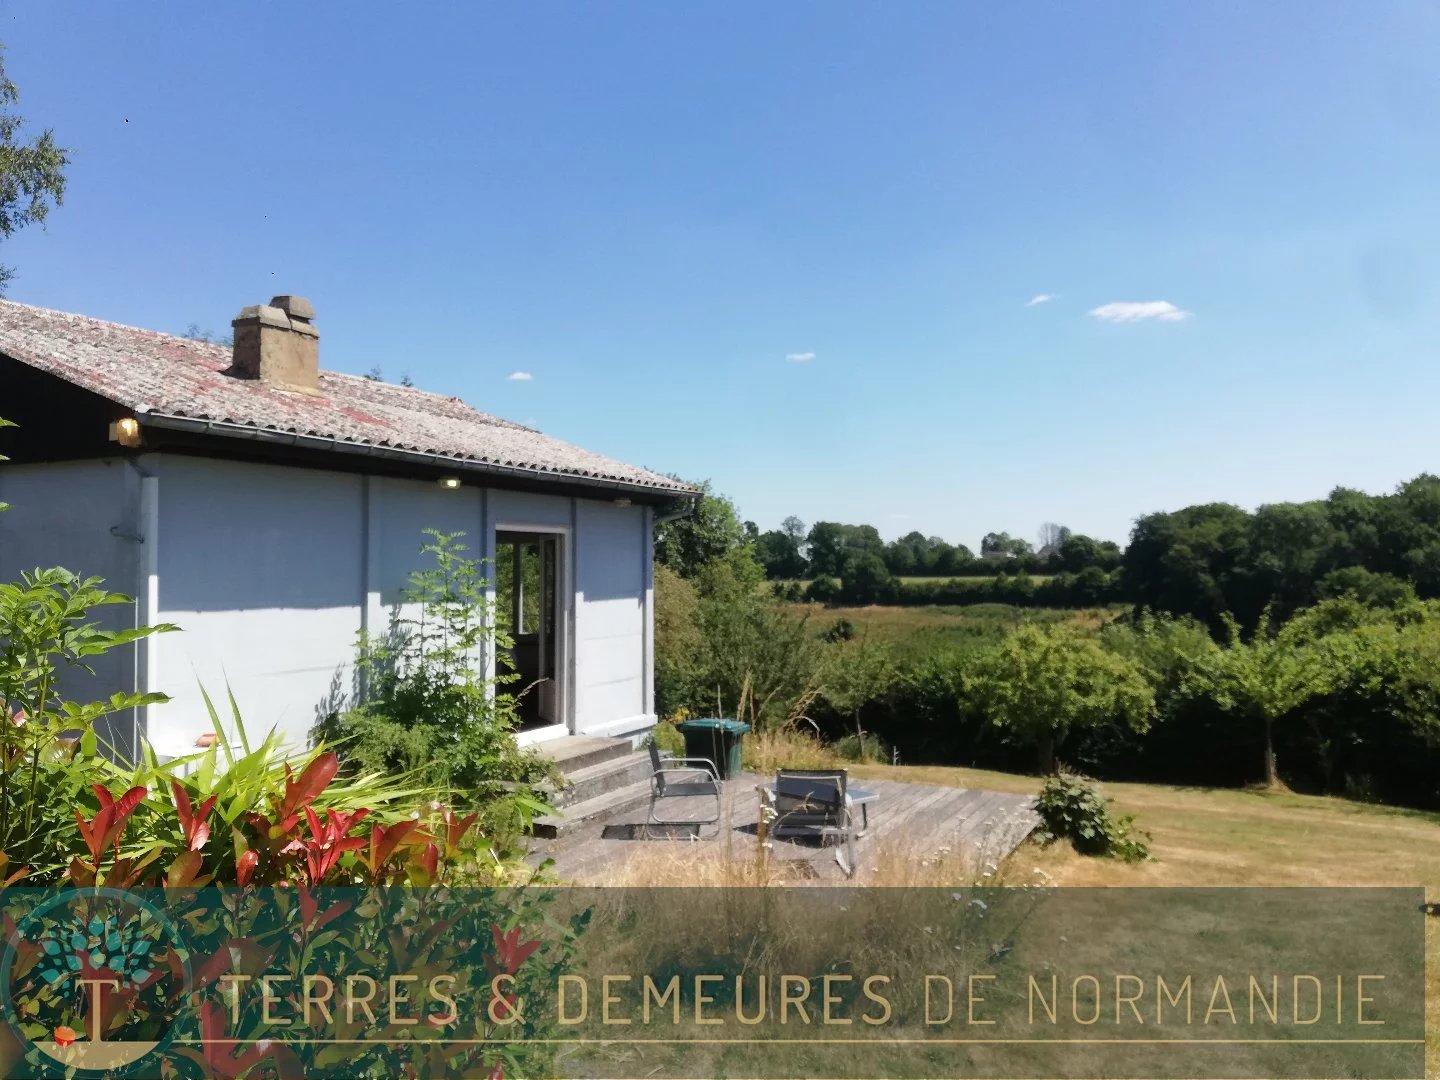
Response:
495,531,564,732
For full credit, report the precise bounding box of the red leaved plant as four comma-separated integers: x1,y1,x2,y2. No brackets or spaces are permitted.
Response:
69,749,483,891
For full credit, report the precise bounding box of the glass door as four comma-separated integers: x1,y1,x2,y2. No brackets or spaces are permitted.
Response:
495,531,562,729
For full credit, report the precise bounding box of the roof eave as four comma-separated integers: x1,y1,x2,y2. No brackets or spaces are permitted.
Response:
138,411,701,502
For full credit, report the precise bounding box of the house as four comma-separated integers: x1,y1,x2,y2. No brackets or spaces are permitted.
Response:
0,296,696,760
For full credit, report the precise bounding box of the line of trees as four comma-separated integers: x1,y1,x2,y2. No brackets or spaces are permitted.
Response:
1123,474,1440,633
741,474,1440,627
755,517,1123,581
652,480,1440,808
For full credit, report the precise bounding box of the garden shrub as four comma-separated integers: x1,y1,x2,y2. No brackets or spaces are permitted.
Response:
315,530,554,832
1035,772,1150,861
655,564,704,718
964,622,1154,773
804,576,840,604
834,730,890,764
770,580,804,602
838,551,897,605
686,557,824,729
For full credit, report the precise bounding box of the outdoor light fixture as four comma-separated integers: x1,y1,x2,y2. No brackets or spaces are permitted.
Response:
613,497,632,508
108,417,142,447
437,476,462,490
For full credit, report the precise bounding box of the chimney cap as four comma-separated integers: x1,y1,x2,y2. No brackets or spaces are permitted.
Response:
232,303,289,329
270,295,315,322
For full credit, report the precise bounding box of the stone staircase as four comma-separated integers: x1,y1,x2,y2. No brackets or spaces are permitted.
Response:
531,736,654,839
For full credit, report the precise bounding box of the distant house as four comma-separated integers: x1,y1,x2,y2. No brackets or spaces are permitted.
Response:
0,296,696,760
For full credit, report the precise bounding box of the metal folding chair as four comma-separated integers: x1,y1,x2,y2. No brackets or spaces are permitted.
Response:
645,742,722,839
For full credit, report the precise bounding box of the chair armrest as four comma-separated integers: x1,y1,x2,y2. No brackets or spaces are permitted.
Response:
653,766,721,786
657,757,720,778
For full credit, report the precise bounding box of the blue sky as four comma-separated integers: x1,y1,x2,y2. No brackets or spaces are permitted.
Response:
5,3,1439,549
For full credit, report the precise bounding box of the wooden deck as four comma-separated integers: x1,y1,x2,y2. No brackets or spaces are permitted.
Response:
530,771,1039,883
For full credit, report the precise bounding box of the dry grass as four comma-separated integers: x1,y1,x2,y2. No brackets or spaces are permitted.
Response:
601,825,1026,889
850,763,1440,889
559,761,1440,1075
848,763,1440,1076
741,723,843,774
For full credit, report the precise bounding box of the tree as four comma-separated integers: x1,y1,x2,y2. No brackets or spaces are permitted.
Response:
0,47,68,293
1317,566,1416,608
1037,522,1072,555
653,481,756,581
1194,609,1341,787
1247,501,1334,619
881,540,917,577
965,623,1154,773
931,542,972,576
981,531,1033,559
756,529,808,580
805,522,850,579
1123,504,1253,632
1058,533,1103,573
184,324,234,348
780,515,807,548
838,551,896,605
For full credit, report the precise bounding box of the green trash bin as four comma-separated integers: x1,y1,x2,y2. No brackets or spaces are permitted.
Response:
675,718,751,780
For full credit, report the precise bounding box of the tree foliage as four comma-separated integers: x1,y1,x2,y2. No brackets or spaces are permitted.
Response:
965,623,1154,773
0,47,68,293
654,481,759,581
314,530,551,814
1124,475,1440,632
1189,609,1341,786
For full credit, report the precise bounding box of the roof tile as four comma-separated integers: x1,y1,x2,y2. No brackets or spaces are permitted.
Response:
0,300,694,495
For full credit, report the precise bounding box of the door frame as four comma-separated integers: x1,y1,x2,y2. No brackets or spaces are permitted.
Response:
494,522,573,743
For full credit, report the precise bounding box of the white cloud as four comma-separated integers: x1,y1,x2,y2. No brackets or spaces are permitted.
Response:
507,371,534,381
1026,294,1055,307
1088,300,1191,323
785,351,816,363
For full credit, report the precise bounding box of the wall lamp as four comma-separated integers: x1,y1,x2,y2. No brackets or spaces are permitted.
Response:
109,417,143,448
437,476,462,490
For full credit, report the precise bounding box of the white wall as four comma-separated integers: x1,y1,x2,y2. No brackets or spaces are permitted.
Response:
150,458,655,751
574,499,650,738
1,453,655,757
150,457,366,755
0,458,142,756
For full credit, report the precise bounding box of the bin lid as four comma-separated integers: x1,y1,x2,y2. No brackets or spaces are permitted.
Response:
676,718,751,735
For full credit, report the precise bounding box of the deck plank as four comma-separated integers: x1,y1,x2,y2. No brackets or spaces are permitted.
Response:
535,769,1037,883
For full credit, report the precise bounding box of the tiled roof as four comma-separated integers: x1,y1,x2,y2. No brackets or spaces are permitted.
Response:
0,299,696,495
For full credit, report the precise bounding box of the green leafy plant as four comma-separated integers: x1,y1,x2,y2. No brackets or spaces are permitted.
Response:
1035,772,1150,861
0,415,178,876
965,622,1154,773
9,693,577,1078
1190,607,1343,787
315,530,553,839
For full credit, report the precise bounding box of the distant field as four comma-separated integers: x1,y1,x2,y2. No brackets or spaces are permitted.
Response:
895,574,1054,584
765,575,1055,587
788,601,1124,658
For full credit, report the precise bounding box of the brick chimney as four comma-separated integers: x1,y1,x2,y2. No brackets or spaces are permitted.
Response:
231,295,319,393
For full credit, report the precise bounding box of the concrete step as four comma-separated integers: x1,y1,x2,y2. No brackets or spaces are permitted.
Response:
531,778,652,840
553,752,654,809
535,735,634,776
